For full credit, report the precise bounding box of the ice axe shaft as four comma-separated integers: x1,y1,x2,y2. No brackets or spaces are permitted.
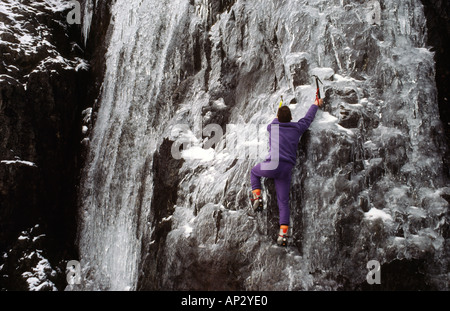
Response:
312,75,323,99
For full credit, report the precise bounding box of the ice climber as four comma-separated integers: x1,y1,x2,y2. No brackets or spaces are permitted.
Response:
250,97,323,246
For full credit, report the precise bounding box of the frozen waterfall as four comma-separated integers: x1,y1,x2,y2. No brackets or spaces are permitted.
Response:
75,0,448,290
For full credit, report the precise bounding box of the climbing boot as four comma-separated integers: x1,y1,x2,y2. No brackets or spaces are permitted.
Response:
251,189,263,212
277,225,289,247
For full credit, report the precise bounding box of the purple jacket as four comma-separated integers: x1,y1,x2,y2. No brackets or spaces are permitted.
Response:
266,104,318,165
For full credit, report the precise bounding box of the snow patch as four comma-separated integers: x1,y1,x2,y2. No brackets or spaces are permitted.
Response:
212,98,226,109
1,160,37,167
182,224,194,238
310,67,335,81
364,207,393,222
181,146,215,162
22,254,58,291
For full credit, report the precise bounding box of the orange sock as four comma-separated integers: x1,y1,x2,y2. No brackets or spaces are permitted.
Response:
252,189,261,197
280,225,289,234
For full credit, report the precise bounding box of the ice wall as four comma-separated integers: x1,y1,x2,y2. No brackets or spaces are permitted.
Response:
77,0,449,290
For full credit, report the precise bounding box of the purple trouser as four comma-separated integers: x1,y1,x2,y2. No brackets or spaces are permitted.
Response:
250,160,294,225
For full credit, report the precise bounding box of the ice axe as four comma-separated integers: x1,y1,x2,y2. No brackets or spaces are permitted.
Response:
312,75,323,101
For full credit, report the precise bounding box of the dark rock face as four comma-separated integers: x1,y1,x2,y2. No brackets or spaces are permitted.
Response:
78,0,114,135
420,0,450,178
0,1,88,290
138,138,184,290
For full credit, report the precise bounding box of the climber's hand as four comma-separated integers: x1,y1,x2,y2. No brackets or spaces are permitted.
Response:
314,98,323,107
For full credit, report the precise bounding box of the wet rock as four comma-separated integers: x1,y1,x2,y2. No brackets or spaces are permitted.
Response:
288,56,310,88
338,105,361,128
